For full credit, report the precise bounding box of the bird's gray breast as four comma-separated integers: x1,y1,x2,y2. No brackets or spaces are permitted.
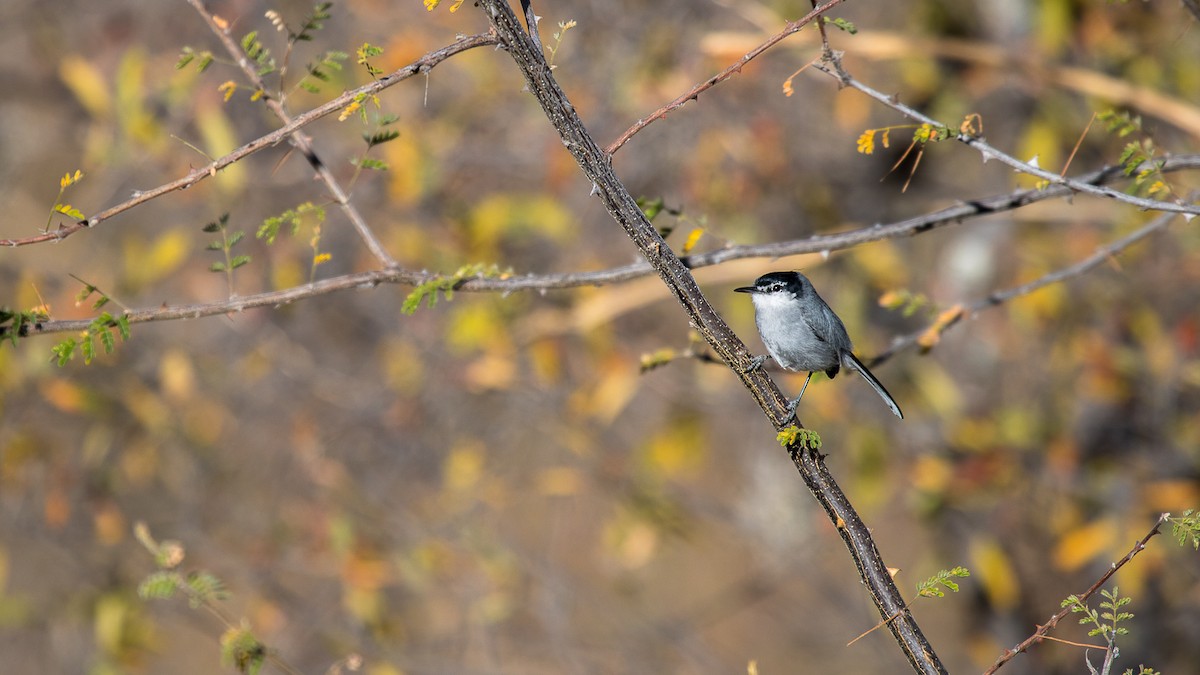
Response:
751,292,844,372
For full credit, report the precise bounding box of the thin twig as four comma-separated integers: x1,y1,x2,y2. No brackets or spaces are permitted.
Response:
0,32,499,249
604,0,847,155
871,211,1179,366
984,513,1168,674
185,0,396,267
8,162,1199,340
810,59,1200,218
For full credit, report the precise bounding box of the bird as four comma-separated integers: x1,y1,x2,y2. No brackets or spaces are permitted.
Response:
735,271,903,421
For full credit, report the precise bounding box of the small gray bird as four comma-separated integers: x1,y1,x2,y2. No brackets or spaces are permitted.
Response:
735,271,903,420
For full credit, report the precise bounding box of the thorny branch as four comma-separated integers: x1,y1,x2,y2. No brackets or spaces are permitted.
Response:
7,155,1198,340
811,57,1200,218
604,0,847,155
985,514,1168,674
477,0,946,673
870,210,1181,367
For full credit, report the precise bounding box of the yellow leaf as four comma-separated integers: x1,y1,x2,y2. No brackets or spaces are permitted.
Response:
385,133,428,205
464,352,516,391
195,97,245,195
536,467,583,496
856,129,876,155
115,48,161,147
379,338,425,393
40,378,89,413
313,252,332,266
61,170,84,189
124,230,190,289
681,228,704,254
970,537,1020,609
93,502,126,546
913,360,963,419
850,239,908,287
910,455,952,495
575,357,638,423
467,193,573,256
447,301,511,354
443,442,484,493
94,594,130,654
159,349,195,402
1053,517,1118,571
218,80,237,102
338,100,361,122
639,421,706,478
59,55,111,119
604,515,659,570
917,305,965,349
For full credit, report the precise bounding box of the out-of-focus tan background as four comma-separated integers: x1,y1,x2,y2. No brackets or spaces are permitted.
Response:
1,0,1198,673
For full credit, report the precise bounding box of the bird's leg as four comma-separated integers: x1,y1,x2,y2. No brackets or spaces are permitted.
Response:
742,354,771,373
782,371,815,424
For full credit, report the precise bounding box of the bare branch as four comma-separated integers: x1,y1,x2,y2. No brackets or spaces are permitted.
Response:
605,0,847,155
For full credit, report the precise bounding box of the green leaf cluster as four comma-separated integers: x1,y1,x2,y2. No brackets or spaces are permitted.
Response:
1099,109,1170,198
222,624,267,675
258,202,325,245
176,46,214,73
204,213,251,274
1062,587,1133,639
292,2,333,44
0,307,50,347
297,50,347,94
350,114,401,172
357,42,384,78
777,426,821,450
1098,109,1142,137
401,263,511,315
822,16,858,34
916,566,970,598
241,31,276,77
51,312,131,366
1171,509,1200,550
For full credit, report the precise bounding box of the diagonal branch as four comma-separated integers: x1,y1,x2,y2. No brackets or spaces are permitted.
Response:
985,513,1167,674
475,0,945,672
811,58,1200,219
605,0,847,155
185,0,395,266
0,31,499,249
870,210,1179,366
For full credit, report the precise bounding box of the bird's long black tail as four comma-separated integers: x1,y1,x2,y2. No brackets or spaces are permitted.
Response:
842,352,904,419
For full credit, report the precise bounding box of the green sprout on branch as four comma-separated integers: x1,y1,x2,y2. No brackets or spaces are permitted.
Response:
402,263,511,314
203,213,251,295
916,566,970,598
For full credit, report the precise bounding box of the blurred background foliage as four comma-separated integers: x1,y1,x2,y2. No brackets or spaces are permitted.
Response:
0,0,1198,673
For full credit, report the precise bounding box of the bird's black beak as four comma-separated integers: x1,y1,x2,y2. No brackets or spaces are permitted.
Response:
733,286,757,294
